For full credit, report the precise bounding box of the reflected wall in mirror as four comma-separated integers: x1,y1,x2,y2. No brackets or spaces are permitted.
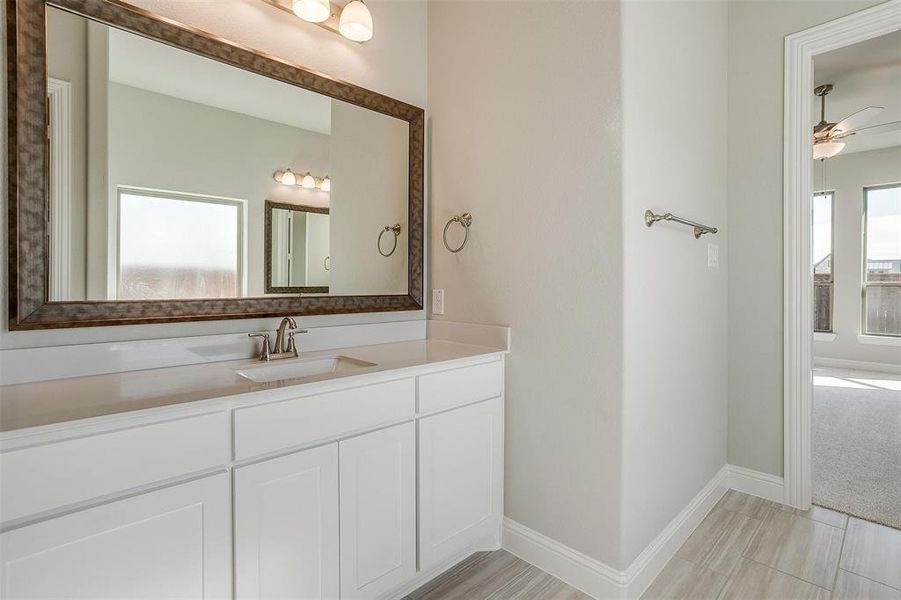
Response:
45,5,409,303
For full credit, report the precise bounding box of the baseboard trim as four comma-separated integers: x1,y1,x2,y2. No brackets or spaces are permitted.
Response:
502,465,786,599
728,465,785,504
813,356,901,375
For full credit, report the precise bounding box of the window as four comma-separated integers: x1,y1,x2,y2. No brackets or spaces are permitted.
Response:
813,192,834,333
117,188,245,300
863,184,901,337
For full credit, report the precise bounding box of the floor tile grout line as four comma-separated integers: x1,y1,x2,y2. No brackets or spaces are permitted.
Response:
741,554,834,593
836,568,901,593
831,518,848,592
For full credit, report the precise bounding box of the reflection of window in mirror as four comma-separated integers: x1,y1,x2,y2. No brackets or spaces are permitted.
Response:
812,192,834,333
117,188,246,300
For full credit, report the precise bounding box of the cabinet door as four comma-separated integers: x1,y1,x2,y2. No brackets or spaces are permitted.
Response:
0,472,231,599
234,443,339,600
339,423,415,600
419,397,504,572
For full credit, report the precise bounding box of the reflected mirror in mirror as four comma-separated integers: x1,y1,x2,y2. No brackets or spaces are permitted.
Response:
46,6,409,302
266,202,330,293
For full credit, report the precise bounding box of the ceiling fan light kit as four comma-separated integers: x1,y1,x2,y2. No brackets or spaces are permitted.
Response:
811,83,893,160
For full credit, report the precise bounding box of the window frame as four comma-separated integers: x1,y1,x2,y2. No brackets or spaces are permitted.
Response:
861,182,901,338
115,186,248,300
812,190,835,334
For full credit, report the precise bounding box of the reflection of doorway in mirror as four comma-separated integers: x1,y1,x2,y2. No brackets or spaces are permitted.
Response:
48,77,73,301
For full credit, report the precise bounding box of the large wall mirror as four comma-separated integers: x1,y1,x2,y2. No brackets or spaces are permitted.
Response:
7,0,423,329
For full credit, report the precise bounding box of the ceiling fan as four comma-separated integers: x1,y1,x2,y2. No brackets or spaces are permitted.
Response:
812,84,900,160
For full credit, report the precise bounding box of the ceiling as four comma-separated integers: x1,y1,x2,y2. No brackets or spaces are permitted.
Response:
108,27,332,135
813,30,901,154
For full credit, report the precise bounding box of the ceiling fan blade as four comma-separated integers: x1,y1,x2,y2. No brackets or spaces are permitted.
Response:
830,106,884,136
834,120,901,139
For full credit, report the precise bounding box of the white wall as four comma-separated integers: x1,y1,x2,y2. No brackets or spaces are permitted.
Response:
620,0,729,567
0,0,427,349
813,146,901,365
726,0,886,477
429,0,625,567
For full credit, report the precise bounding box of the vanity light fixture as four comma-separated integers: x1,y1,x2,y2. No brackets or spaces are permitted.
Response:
273,169,330,191
338,0,373,42
292,0,330,22
262,0,373,42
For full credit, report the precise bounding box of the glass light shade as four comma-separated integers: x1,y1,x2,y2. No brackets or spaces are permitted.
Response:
280,169,297,186
813,141,845,160
338,0,373,42
293,0,330,23
320,176,331,192
301,172,317,189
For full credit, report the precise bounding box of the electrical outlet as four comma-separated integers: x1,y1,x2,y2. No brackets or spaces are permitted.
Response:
707,243,719,268
432,289,445,315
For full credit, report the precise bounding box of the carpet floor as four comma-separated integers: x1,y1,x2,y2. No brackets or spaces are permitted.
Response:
812,367,901,530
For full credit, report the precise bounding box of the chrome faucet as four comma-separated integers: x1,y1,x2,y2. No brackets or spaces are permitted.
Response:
248,317,308,361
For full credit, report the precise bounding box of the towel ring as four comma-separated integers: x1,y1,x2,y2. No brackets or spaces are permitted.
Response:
443,213,473,253
378,224,401,257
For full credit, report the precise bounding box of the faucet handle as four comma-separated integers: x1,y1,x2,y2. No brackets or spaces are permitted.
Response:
286,329,308,355
248,332,272,361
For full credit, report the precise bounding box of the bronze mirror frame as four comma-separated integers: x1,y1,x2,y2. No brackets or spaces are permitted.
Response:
6,0,424,330
264,201,330,295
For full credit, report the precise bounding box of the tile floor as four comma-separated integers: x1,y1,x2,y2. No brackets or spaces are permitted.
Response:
642,490,901,599
406,490,901,599
405,550,591,600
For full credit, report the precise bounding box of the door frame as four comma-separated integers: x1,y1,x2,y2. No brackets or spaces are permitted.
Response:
782,0,901,509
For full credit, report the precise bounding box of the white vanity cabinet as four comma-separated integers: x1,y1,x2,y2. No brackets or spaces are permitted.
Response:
418,396,505,573
234,443,340,600
0,472,232,599
0,352,506,600
339,422,416,600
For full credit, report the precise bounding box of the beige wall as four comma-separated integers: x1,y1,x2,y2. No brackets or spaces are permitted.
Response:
0,0,427,349
726,0,885,477
429,0,624,567
813,146,901,365
620,0,729,567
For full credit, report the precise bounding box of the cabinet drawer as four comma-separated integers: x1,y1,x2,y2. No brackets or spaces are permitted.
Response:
233,378,415,460
0,412,229,524
417,361,503,414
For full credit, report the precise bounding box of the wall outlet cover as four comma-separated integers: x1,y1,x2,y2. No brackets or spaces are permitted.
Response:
432,289,445,315
707,243,719,268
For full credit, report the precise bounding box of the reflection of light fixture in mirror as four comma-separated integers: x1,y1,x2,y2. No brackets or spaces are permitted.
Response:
293,0,330,22
276,168,297,186
274,168,330,192
813,140,845,160
338,0,373,42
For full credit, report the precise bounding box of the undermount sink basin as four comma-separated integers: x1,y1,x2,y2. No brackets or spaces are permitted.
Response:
236,356,376,383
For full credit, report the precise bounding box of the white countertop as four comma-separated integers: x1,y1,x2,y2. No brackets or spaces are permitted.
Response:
0,339,506,433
